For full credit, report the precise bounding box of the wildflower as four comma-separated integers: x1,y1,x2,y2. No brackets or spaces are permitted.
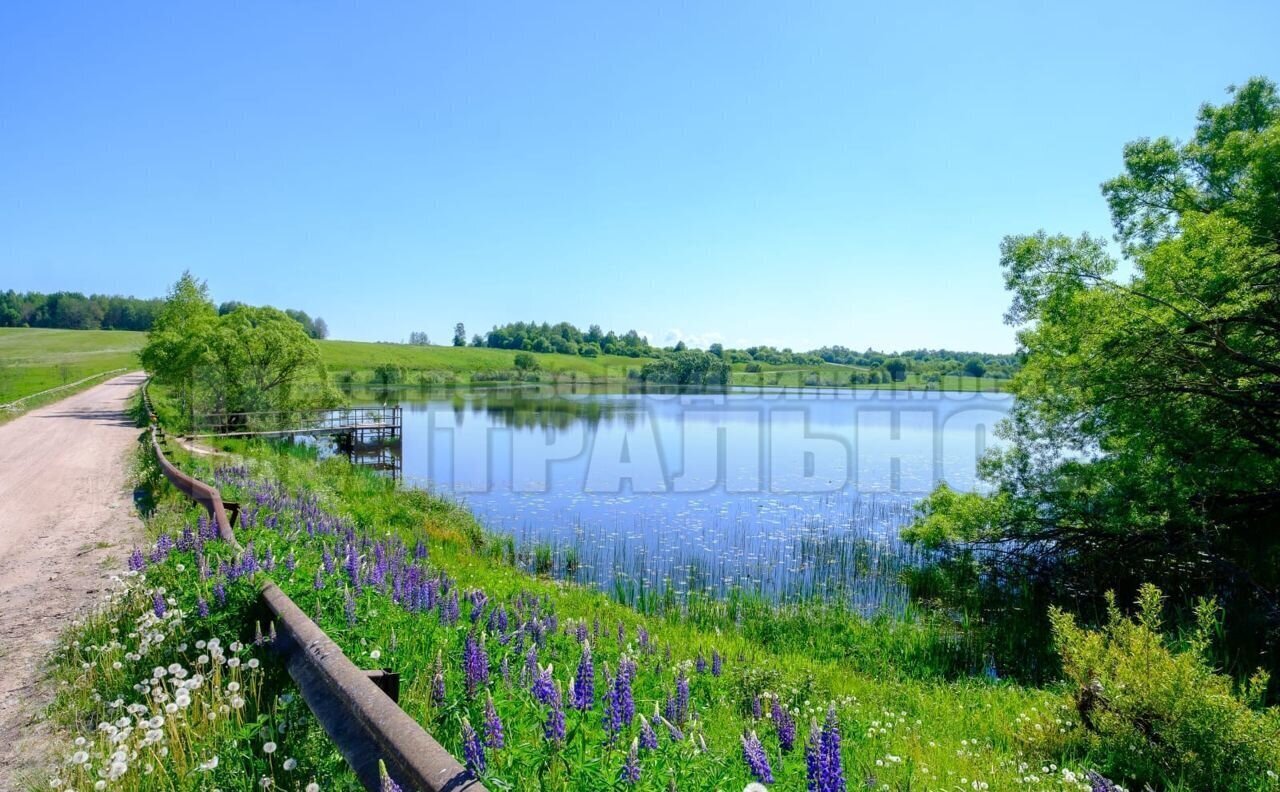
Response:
461,718,486,775
198,755,219,771
712,648,722,676
696,653,707,674
128,547,145,572
674,669,690,724
283,758,298,771
772,696,796,753
484,695,505,749
378,759,403,792
571,642,594,710
431,653,446,704
213,581,226,606
263,741,277,755
532,663,556,705
620,737,640,784
152,591,167,618
1087,772,1120,792
463,633,490,697
314,568,325,591
805,706,846,792
638,714,658,749
307,783,320,792
345,591,357,625
197,597,209,618
543,681,566,744
742,731,774,784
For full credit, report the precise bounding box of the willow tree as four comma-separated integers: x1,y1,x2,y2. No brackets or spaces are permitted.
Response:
143,274,334,427
909,78,1280,679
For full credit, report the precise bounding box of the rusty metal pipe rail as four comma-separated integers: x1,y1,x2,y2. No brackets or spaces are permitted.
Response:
144,388,480,792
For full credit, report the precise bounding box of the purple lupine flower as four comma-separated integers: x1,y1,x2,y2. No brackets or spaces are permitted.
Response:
571,642,594,710
524,644,539,685
752,695,763,720
196,597,209,618
152,591,166,618
128,547,145,572
658,713,683,743
262,546,275,571
620,737,640,785
617,621,625,645
574,621,588,643
414,540,428,559
543,682,566,744
322,546,335,574
461,718,485,776
463,633,490,697
674,670,690,725
500,654,510,685
616,655,635,727
806,708,846,792
1087,772,1120,792
378,759,403,792
638,626,650,654
314,567,325,590
344,545,360,585
431,653,446,704
532,663,556,705
742,731,774,784
345,591,357,626
213,580,226,606
484,695,504,749
284,552,296,573
696,653,707,674
440,589,460,626
772,697,796,753
712,649,722,677
602,667,623,742
469,590,488,622
638,715,658,750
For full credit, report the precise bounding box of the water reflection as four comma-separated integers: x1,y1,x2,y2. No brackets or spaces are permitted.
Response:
340,385,1013,613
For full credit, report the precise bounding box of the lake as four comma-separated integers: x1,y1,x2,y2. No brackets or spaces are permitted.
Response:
343,385,1013,613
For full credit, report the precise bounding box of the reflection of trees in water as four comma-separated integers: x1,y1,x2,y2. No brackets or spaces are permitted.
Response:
345,384,645,430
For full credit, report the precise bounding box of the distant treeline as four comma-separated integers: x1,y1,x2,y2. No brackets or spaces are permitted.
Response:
468,320,1017,379
0,290,328,339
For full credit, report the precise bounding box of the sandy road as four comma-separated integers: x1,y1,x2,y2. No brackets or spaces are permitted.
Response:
0,372,146,787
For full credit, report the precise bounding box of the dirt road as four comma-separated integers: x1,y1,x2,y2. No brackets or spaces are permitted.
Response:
0,372,146,787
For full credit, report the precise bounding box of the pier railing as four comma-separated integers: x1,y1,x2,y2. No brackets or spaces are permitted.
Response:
191,405,401,438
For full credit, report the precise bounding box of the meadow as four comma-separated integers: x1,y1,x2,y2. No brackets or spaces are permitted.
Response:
0,327,143,403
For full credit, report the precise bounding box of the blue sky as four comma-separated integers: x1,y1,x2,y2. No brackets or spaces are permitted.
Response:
3,2,1277,353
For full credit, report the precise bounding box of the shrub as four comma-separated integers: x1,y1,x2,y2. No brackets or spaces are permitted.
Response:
371,363,404,385
1035,584,1280,790
513,352,540,372
744,362,762,373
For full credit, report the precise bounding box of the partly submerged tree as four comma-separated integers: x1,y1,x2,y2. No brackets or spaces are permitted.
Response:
908,78,1280,684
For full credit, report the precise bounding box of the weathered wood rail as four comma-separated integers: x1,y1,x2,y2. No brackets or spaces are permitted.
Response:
143,384,481,792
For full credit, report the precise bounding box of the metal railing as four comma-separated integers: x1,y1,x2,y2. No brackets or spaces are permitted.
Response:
144,384,480,792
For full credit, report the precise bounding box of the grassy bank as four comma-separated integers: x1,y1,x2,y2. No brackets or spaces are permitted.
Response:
133,433,1229,791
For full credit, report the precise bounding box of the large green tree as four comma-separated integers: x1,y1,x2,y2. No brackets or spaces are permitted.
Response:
909,78,1280,679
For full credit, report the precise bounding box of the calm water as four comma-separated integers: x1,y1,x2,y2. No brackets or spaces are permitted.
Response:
345,386,1013,612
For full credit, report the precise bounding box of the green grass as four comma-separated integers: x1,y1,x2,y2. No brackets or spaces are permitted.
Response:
132,438,1142,791
0,328,143,403
730,361,1011,392
317,338,651,384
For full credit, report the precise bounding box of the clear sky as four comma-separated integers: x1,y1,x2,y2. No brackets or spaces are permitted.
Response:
3,2,1277,353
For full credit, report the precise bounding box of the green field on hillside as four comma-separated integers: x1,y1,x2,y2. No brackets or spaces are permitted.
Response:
317,338,650,383
0,328,1009,400
0,327,143,403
